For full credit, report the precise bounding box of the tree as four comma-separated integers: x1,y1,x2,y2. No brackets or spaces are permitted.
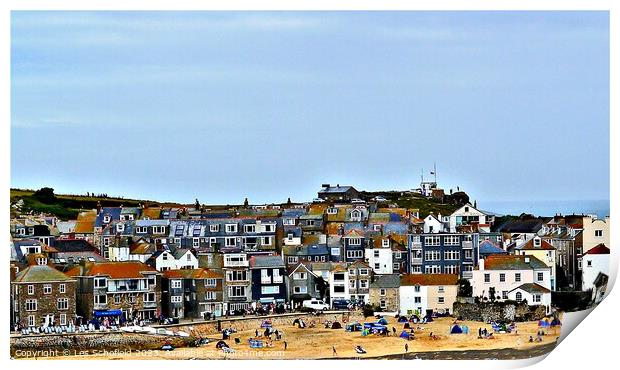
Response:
457,278,472,297
195,198,201,211
33,187,56,204
315,276,328,300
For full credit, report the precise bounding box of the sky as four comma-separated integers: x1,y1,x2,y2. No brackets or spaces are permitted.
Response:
11,11,610,206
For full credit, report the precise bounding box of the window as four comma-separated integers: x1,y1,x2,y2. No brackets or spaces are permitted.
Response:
225,237,237,247
25,299,37,311
425,236,440,246
225,224,238,233
425,265,441,274
499,273,505,283
438,285,445,293
444,265,458,274
438,297,445,304
349,238,362,246
244,224,256,233
349,280,356,288
414,297,421,303
346,250,363,259
192,227,201,237
359,269,369,275
147,276,156,286
162,253,168,261
293,272,307,280
425,250,441,261
171,296,183,303
515,292,523,302
374,225,382,231
59,314,67,326
414,285,421,293
306,220,315,227
205,279,217,287
374,250,380,258
261,236,272,245
28,315,35,327
228,286,246,297
114,295,121,304
533,294,541,303
288,256,298,264
261,286,280,294
144,292,156,302
94,295,107,305
537,272,544,281
136,226,147,233
374,263,380,269
444,250,460,260
57,298,69,310
444,235,460,246
293,286,307,294
59,284,66,294
360,280,368,288
515,273,521,283
94,278,107,288
171,280,182,289
380,288,386,296
116,223,125,233
595,230,603,237
206,291,217,300
152,226,166,234
393,263,400,271
264,224,275,233
380,300,386,309
187,253,192,261
587,260,592,267
27,285,34,295
210,224,220,232
193,238,200,247
502,291,508,300
484,274,490,283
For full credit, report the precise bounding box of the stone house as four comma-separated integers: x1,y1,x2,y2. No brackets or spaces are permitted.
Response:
369,274,400,312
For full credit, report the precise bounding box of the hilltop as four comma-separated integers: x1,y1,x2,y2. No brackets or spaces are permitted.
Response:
10,187,468,220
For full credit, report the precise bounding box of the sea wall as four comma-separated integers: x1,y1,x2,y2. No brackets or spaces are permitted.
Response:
453,301,547,322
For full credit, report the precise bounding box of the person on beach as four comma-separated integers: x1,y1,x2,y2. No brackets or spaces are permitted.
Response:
284,341,287,350
405,343,409,353
332,346,337,356
255,329,259,337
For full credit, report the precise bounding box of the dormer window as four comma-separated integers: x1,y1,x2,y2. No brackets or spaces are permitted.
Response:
534,238,541,247
287,233,294,240
382,239,389,248
327,208,338,215
36,257,47,265
373,225,381,231
103,215,111,223
351,210,361,221
349,237,361,246
116,223,125,233
464,207,469,212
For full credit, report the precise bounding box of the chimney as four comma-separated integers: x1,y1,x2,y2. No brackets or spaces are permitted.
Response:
479,258,485,270
524,256,530,264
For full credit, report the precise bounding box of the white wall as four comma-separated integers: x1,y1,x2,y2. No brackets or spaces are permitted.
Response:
365,248,393,274
399,285,428,315
582,253,609,292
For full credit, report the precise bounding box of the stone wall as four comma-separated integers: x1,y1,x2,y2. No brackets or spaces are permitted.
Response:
453,301,547,322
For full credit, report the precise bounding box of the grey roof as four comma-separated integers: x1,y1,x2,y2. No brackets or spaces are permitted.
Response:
319,185,356,194
250,255,285,268
370,274,400,288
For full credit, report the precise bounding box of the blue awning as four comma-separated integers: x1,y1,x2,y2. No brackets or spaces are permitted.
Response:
93,309,122,317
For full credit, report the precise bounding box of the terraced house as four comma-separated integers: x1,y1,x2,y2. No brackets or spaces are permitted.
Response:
408,232,479,278
67,261,161,321
11,263,77,328
161,268,224,319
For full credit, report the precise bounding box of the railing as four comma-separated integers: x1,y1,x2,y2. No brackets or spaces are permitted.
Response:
411,242,422,250
273,276,284,284
261,277,272,284
461,271,473,279
411,257,423,264
224,260,249,267
463,241,473,249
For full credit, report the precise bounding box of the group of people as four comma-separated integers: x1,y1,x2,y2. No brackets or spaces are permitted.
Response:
477,327,494,339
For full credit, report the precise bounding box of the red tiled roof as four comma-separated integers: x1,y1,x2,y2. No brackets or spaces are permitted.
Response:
67,261,158,279
401,274,458,286
520,238,555,250
163,268,221,279
584,243,610,255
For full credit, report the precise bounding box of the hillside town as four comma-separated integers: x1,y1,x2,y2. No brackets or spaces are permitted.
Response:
10,182,610,335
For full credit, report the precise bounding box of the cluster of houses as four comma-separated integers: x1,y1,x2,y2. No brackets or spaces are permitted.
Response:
10,184,611,329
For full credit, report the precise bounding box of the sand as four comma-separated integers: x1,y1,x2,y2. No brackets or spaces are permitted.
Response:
30,315,561,360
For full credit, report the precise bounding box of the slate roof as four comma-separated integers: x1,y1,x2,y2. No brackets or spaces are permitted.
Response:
14,265,74,283
401,274,458,286
482,255,548,270
518,238,555,251
370,274,400,288
509,283,551,294
479,240,507,256
319,185,356,194
53,239,97,253
497,219,544,233
249,255,285,268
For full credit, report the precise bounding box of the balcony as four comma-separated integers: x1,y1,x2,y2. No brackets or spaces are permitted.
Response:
273,276,284,284
261,277,272,284
224,260,249,268
461,271,473,279
411,257,423,265
411,242,422,250
463,241,473,249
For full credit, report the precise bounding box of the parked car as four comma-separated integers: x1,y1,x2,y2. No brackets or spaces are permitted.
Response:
302,299,329,311
351,198,365,204
312,198,326,203
373,196,388,202
331,299,350,310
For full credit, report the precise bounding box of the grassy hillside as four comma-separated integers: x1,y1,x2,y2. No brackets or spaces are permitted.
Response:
361,190,461,217
10,188,169,220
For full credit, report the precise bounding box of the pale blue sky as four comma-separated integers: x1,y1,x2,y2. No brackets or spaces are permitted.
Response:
11,11,609,205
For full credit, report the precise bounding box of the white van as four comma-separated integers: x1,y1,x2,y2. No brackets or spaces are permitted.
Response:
302,299,329,311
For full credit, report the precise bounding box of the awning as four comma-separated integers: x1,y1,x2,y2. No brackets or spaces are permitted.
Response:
93,309,122,317
260,298,275,303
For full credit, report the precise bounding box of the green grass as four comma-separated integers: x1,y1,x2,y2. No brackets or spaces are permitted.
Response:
361,190,461,217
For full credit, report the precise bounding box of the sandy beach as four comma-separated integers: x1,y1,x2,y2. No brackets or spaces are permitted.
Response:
29,315,560,360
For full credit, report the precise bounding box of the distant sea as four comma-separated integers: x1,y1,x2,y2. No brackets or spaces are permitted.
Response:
479,199,610,218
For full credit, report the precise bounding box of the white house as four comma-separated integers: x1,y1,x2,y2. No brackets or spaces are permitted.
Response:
172,248,199,270
582,216,610,253
448,203,494,232
514,236,557,290
328,264,350,307
365,238,393,275
507,284,551,311
581,243,610,293
423,214,445,233
150,248,198,271
399,274,459,316
471,254,552,312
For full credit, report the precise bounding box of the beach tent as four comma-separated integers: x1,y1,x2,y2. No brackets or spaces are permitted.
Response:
261,320,272,328
293,318,306,328
550,318,562,327
450,325,463,334
249,339,264,348
377,318,388,325
403,322,411,329
400,331,412,340
361,329,370,336
331,322,342,329
538,320,550,328
409,315,420,323
216,340,230,349
397,316,408,323
346,322,362,332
